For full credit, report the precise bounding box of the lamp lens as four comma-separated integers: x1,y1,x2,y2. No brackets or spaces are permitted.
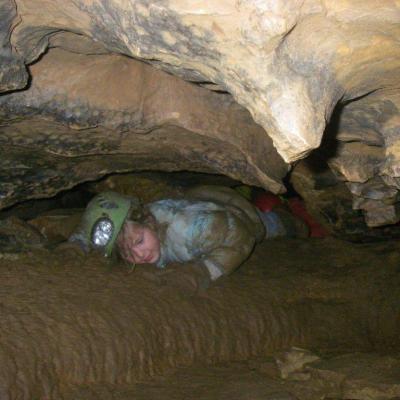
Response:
92,218,114,247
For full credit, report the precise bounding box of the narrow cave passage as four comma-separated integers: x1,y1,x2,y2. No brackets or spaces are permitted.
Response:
1,0,399,397
0,171,399,400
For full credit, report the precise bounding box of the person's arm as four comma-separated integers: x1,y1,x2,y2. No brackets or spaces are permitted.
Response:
195,210,257,281
201,240,255,280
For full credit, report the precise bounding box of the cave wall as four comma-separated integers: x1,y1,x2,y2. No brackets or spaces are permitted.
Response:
7,0,399,159
0,0,399,228
0,46,287,208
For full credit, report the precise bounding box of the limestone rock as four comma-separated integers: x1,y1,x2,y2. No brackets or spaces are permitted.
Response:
308,353,400,400
0,0,399,234
0,0,29,92
8,0,399,162
0,216,45,252
28,209,83,243
275,347,320,381
363,204,400,227
87,173,184,204
0,47,287,208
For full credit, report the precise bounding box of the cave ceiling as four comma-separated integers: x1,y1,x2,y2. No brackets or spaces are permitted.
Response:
0,0,399,228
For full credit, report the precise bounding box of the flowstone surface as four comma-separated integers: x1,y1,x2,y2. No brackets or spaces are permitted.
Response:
0,237,399,399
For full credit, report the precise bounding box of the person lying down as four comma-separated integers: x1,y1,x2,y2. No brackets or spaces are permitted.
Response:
66,185,307,289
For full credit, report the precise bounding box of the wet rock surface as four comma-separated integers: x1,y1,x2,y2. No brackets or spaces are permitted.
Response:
114,351,400,400
0,46,286,209
291,157,400,241
0,1,399,233
306,352,400,400
0,216,45,251
0,237,399,399
9,0,399,163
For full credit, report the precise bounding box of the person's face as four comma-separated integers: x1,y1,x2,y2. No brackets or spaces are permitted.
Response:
116,220,160,265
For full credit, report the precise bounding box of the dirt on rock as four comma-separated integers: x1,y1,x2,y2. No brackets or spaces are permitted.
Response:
0,237,399,399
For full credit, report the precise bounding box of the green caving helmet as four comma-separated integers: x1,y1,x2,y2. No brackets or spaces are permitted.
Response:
81,191,141,257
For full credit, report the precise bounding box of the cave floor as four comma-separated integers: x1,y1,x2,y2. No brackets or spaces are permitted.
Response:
1,237,399,399
63,353,400,400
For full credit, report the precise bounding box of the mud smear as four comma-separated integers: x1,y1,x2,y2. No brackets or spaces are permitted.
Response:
0,237,399,399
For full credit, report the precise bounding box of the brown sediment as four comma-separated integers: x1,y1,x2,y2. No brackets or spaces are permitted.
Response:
0,237,399,399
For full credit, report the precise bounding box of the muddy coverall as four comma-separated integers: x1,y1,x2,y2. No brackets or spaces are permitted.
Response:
148,185,265,280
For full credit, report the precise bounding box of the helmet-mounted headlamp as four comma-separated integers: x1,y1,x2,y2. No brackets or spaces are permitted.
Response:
82,191,135,257
91,217,114,248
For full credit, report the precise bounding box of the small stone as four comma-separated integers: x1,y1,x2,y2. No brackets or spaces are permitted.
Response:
274,347,320,380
